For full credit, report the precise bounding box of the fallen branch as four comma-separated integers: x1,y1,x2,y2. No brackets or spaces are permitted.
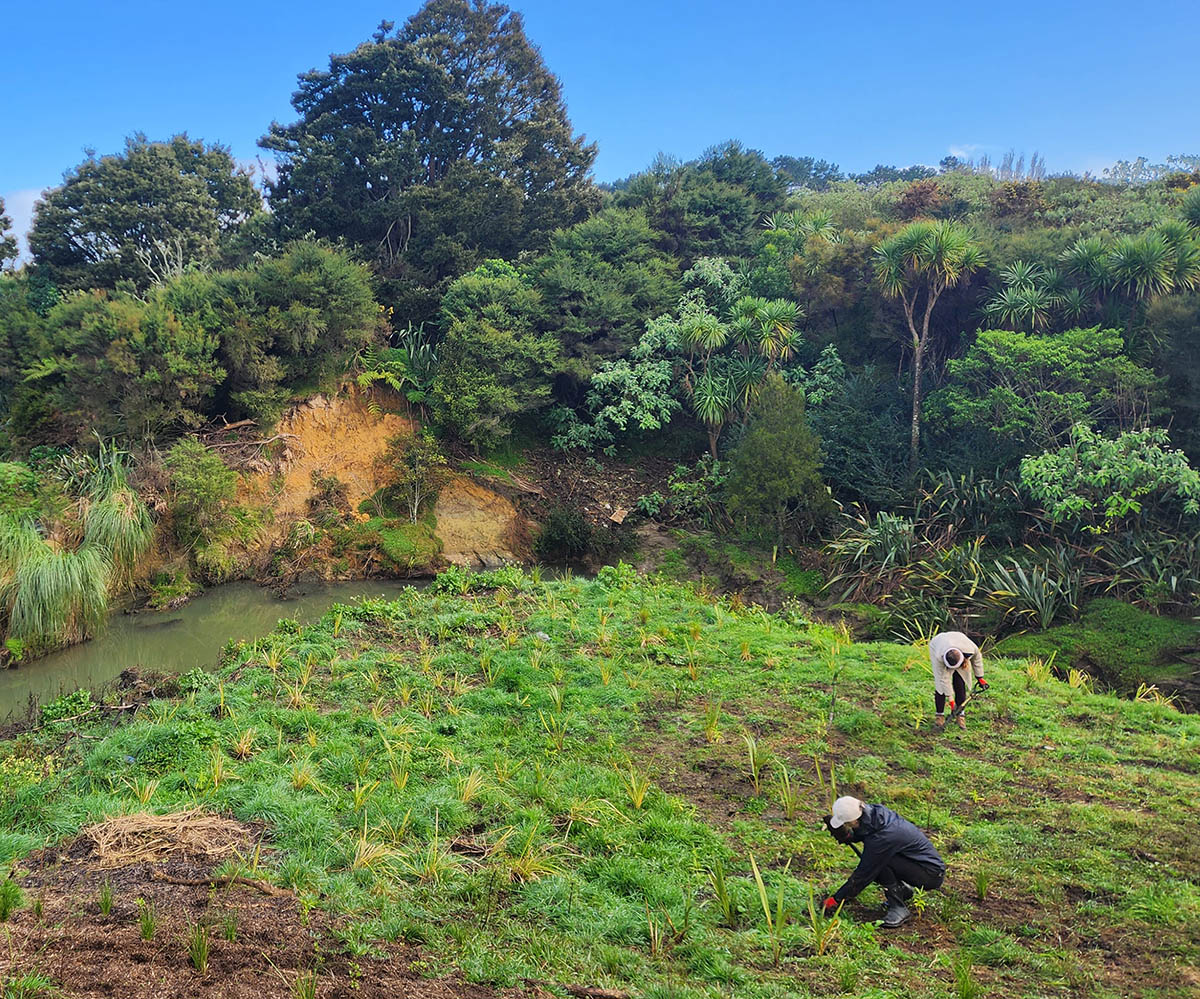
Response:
151,871,287,896
208,434,299,450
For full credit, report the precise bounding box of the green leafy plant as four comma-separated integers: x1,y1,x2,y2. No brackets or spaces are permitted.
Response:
749,854,791,966
186,919,210,973
136,898,157,940
98,879,113,916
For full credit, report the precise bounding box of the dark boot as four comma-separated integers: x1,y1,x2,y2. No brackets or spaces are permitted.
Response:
881,889,912,928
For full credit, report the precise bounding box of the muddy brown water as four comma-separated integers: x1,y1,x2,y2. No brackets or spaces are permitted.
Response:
0,579,428,722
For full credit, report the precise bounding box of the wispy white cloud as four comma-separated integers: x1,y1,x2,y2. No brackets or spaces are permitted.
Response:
1,187,45,263
947,143,987,160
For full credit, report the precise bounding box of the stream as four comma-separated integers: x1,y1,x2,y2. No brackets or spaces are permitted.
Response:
0,579,428,722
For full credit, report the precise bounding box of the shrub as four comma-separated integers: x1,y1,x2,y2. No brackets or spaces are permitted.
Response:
534,507,592,561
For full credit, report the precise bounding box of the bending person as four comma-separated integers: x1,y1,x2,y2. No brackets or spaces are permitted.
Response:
929,630,987,730
821,796,945,928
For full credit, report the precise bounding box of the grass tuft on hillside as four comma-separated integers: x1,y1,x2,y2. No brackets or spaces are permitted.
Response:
2,565,1198,997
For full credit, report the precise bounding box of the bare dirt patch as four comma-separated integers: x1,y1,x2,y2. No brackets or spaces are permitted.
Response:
5,813,511,999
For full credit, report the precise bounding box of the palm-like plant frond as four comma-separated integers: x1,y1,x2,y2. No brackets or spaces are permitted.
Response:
984,286,1027,329
1001,259,1042,289
1016,285,1055,332
690,374,735,428
1061,237,1112,294
1108,233,1174,301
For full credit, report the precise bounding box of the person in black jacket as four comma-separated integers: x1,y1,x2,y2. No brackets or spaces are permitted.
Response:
820,795,945,928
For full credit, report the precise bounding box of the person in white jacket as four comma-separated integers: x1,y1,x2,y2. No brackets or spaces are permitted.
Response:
928,631,988,729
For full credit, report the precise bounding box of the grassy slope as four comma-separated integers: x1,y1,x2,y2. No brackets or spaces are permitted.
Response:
3,566,1198,998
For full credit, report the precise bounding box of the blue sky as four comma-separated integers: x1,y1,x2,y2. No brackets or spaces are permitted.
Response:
3,0,1197,254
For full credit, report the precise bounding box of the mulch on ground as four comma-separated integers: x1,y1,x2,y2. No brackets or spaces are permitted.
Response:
4,812,513,999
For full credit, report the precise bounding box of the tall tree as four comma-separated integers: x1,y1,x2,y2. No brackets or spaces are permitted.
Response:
875,220,984,476
260,0,599,317
0,198,18,269
28,135,259,292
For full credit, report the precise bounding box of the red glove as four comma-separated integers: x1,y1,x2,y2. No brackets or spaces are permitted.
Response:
975,677,989,690
823,896,838,918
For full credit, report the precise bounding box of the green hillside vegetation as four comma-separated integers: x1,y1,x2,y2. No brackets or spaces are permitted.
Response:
3,568,1197,997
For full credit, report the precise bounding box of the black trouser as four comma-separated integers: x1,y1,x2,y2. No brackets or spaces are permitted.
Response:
934,670,967,713
876,856,945,898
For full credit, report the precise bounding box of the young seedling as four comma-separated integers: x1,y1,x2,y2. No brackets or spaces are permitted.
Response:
186,919,210,973
749,854,791,967
777,765,801,820
98,879,114,916
803,884,842,956
294,972,318,999
123,775,158,805
708,858,741,928
702,700,722,744
457,768,487,803
598,661,613,686
539,711,568,752
136,898,157,940
222,911,238,942
953,952,981,999
232,727,257,760
743,733,770,794
616,763,651,810
974,869,990,902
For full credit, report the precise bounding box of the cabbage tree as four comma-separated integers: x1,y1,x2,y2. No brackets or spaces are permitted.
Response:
875,220,984,476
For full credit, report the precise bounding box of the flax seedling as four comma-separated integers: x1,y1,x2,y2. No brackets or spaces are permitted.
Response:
186,919,210,973
352,818,391,872
352,779,379,811
305,724,318,748
1067,668,1092,691
418,691,436,719
539,710,568,752
708,858,741,928
209,748,238,790
702,700,722,743
749,854,790,966
457,768,486,803
547,684,565,713
743,733,770,794
331,611,343,637
479,652,497,684
232,728,257,760
222,912,238,942
294,971,318,999
123,776,158,805
136,898,157,940
740,641,752,662
98,879,113,916
616,763,651,810
777,765,801,820
804,884,842,956
975,869,990,901
291,761,323,794
398,683,414,707
599,661,613,686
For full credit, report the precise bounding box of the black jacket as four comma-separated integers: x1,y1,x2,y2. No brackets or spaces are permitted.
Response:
833,803,945,903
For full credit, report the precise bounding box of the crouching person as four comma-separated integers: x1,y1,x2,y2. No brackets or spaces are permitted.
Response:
821,795,944,928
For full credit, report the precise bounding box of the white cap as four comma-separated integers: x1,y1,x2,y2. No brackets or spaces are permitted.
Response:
829,796,863,829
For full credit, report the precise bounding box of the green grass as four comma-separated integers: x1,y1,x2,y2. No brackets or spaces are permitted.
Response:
460,459,516,486
995,597,1199,690
1,566,1198,997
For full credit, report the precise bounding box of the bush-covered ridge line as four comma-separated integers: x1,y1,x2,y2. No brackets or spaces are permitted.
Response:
3,566,1197,998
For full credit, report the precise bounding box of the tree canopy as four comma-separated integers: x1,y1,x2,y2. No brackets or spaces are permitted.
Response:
28,134,259,292
260,0,599,318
